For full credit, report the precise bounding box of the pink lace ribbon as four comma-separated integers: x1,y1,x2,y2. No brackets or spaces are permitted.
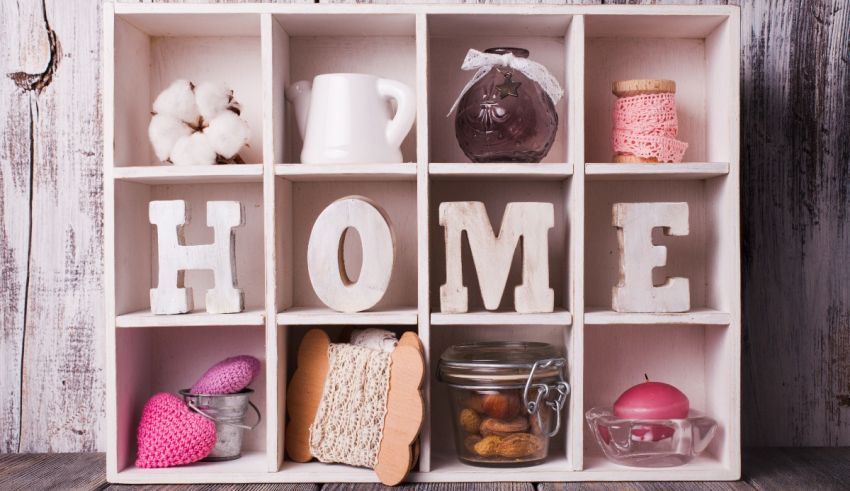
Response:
611,92,688,163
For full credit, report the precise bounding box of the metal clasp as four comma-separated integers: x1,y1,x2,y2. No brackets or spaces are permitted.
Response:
522,358,570,438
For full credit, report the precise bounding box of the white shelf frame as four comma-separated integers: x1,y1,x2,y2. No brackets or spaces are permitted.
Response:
104,1,741,484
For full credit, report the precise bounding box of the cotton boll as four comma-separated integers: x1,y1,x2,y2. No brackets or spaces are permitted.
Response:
148,114,193,162
170,132,217,165
195,81,232,122
205,111,250,159
152,79,200,125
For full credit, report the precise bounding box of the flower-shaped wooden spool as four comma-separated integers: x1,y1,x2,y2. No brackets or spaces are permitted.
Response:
286,329,425,485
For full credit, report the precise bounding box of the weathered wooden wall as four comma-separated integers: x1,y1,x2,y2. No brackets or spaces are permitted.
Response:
0,0,848,452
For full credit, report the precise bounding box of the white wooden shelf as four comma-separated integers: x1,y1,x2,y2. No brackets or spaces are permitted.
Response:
431,309,572,326
585,162,729,180
581,454,736,481
112,451,268,484
112,164,264,184
584,307,732,325
115,308,266,328
277,306,418,325
275,163,417,181
105,2,741,484
429,163,573,181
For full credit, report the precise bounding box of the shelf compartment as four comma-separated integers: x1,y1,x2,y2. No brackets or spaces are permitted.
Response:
584,324,735,473
116,308,265,328
277,306,417,325
584,179,730,313
426,13,575,164
585,308,730,325
274,178,418,314
112,12,263,167
113,182,266,317
431,309,572,326
275,163,416,182
430,179,572,314
428,324,576,474
270,13,418,164
112,164,264,184
429,163,573,181
585,162,729,181
114,326,267,477
584,13,736,164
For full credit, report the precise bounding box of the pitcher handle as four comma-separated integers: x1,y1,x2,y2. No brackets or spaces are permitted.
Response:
377,78,416,149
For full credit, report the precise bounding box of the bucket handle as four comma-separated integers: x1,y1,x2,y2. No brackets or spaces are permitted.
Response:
187,400,262,431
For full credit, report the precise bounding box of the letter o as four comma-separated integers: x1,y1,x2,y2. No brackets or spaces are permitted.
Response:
307,196,395,313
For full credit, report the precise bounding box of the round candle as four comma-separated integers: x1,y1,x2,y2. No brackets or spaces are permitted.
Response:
613,380,689,420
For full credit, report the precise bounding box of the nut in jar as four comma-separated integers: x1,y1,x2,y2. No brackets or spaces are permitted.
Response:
438,341,569,467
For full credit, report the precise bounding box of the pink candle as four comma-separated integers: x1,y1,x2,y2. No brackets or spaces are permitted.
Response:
612,378,689,443
614,380,689,419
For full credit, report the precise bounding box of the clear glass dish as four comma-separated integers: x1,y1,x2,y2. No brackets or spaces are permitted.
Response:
585,406,718,467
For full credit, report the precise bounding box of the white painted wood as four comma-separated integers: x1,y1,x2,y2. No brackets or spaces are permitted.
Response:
306,197,395,313
429,163,573,181
277,307,417,325
565,13,585,471
415,10,432,474
113,164,263,184
149,200,245,315
103,4,741,483
439,201,555,314
585,162,729,180
585,308,731,326
431,309,571,326
275,163,416,182
612,202,690,313
116,308,264,328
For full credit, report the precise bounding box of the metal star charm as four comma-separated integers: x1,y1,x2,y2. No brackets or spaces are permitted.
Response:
496,73,521,99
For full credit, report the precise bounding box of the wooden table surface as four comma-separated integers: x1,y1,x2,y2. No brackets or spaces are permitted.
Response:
1,448,848,491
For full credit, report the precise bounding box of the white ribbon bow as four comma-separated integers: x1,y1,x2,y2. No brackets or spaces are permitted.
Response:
447,49,564,117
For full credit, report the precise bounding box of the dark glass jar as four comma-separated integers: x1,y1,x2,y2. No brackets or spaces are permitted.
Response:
454,47,559,163
437,341,569,467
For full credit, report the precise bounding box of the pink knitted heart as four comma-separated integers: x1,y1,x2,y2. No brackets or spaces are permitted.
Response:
135,393,216,468
190,355,261,395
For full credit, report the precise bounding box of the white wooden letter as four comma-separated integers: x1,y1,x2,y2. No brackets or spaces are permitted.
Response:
149,200,245,315
440,202,554,314
612,202,690,313
307,196,395,313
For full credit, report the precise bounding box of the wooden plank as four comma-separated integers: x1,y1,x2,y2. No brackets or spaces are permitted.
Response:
738,0,850,446
324,484,534,491
107,484,318,491
584,307,732,325
540,482,752,491
4,0,106,453
0,0,37,453
743,448,850,491
0,453,107,490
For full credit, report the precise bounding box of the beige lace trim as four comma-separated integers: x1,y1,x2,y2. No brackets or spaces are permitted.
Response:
308,343,392,468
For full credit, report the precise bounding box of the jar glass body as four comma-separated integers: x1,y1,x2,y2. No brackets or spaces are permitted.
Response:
454,48,559,163
438,341,568,467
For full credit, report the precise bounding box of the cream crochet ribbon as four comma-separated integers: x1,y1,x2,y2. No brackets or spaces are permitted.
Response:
308,343,392,468
448,48,564,116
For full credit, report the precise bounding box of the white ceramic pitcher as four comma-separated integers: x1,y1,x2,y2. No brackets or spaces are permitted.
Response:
286,73,416,164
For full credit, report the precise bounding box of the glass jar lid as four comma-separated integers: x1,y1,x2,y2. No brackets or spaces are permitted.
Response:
438,341,565,388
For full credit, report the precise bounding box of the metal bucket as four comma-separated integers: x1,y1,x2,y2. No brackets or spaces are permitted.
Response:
180,388,262,462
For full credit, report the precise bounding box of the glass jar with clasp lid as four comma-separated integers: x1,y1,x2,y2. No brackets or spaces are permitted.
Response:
437,341,570,467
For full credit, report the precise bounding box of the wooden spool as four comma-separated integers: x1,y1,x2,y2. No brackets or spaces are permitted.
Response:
285,330,425,485
612,79,676,164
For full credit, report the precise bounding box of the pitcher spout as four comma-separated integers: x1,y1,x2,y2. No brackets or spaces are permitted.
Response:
285,80,312,140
